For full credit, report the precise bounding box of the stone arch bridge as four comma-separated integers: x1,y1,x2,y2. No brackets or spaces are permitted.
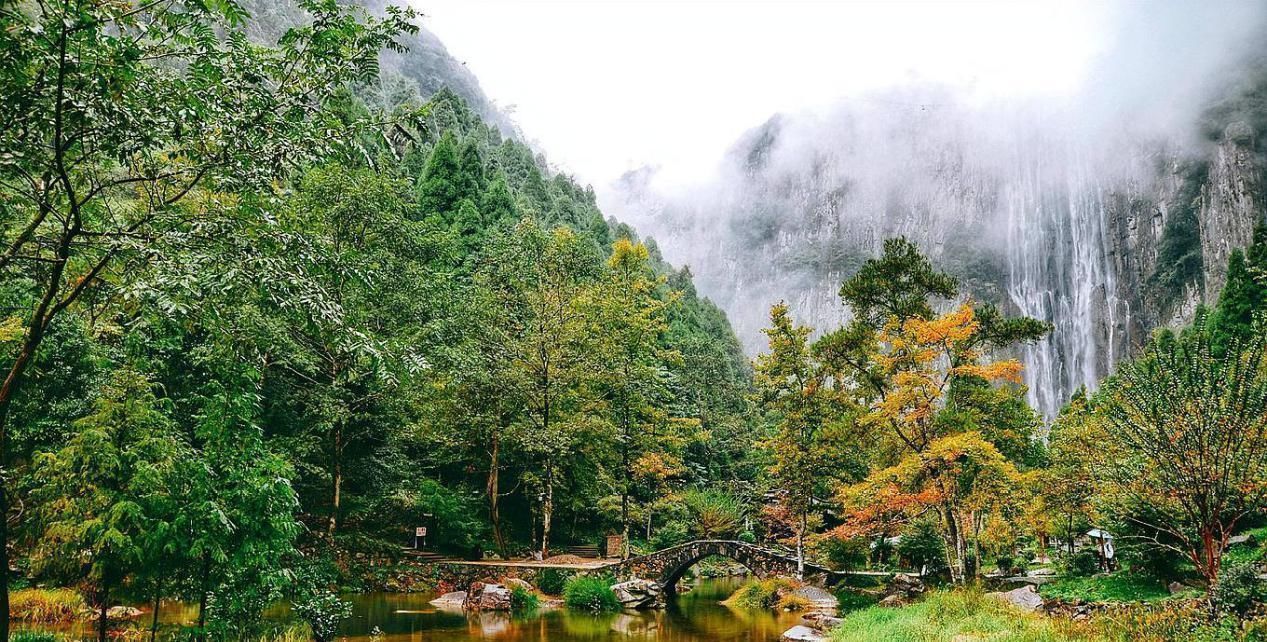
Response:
610,540,839,592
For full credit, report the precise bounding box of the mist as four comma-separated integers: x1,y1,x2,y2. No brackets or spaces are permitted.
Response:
600,0,1267,418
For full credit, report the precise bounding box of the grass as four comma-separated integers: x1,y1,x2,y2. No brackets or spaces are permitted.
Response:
11,632,61,642
722,578,799,610
836,589,878,612
253,623,314,642
1039,573,1174,603
829,589,1267,642
9,588,86,623
562,575,620,612
830,590,1091,642
510,585,540,612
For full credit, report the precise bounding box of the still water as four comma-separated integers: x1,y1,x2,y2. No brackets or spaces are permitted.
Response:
336,577,805,642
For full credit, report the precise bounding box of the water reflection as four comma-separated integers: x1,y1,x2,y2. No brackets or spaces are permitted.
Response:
336,577,805,642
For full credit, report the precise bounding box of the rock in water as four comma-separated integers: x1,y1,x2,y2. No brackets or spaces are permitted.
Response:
801,611,844,631
781,624,826,641
611,579,665,609
430,591,467,609
986,585,1045,612
463,582,513,611
106,606,143,620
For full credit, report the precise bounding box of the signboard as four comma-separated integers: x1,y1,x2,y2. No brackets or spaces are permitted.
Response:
416,527,427,537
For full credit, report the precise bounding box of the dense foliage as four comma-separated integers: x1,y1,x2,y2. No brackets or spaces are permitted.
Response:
0,0,753,639
4,0,1267,639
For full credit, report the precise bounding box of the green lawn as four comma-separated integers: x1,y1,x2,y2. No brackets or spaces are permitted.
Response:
829,590,1093,642
1039,573,1174,603
827,589,1267,642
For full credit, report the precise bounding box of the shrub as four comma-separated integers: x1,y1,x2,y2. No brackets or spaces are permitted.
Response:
292,592,352,642
1212,561,1266,617
737,531,757,544
649,521,689,550
10,588,86,623
994,555,1014,574
11,632,60,642
1057,549,1100,577
818,537,869,572
723,578,799,610
562,576,620,612
682,489,744,539
777,594,812,612
510,585,540,612
897,519,946,575
536,568,573,595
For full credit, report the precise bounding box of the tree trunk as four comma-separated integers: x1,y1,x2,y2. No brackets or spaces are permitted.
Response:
149,578,163,642
196,554,211,641
942,505,965,583
97,583,109,642
0,321,48,642
328,424,343,537
540,460,554,559
795,511,806,580
0,482,8,642
488,430,506,558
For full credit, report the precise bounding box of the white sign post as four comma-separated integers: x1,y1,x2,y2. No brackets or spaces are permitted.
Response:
415,526,427,549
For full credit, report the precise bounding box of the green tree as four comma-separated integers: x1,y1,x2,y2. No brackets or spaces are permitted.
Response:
30,371,183,642
0,2,413,633
1098,316,1267,588
754,303,833,577
1210,223,1267,355
478,222,601,557
590,239,675,557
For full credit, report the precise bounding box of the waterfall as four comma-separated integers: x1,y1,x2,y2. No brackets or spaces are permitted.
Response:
1003,140,1122,419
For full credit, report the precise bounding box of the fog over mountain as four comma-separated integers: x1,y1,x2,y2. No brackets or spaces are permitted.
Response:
601,2,1267,418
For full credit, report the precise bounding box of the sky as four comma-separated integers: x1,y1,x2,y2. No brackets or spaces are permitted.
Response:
409,0,1234,188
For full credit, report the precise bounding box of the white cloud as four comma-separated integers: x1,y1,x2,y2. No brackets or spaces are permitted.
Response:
410,0,1247,188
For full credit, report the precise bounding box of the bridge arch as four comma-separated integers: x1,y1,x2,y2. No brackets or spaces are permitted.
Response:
612,540,832,592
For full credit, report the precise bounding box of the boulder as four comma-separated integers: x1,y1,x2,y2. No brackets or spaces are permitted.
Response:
503,577,534,592
106,606,143,621
801,611,843,631
1168,581,1187,595
792,586,838,610
430,591,467,608
985,585,1044,612
887,573,926,597
878,594,907,608
781,624,826,641
1229,534,1257,547
463,582,513,611
611,578,665,609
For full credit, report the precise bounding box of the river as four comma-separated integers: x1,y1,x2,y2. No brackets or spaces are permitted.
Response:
14,577,808,641
336,577,805,641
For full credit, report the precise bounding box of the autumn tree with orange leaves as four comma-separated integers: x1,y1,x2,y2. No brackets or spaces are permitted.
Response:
805,238,1047,582
836,304,1029,582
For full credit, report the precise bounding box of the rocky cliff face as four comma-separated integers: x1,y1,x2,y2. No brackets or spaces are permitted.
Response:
605,89,1267,419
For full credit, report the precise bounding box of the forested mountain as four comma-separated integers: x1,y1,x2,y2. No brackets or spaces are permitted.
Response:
240,0,516,134
0,1,755,638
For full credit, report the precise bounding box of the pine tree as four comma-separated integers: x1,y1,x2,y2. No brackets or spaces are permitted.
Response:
481,173,518,228
1210,223,1267,354
417,132,465,216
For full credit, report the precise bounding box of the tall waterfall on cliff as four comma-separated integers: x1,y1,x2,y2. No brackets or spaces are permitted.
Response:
1001,139,1124,417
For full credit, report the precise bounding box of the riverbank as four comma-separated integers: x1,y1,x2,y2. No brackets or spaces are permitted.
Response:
825,589,1267,642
